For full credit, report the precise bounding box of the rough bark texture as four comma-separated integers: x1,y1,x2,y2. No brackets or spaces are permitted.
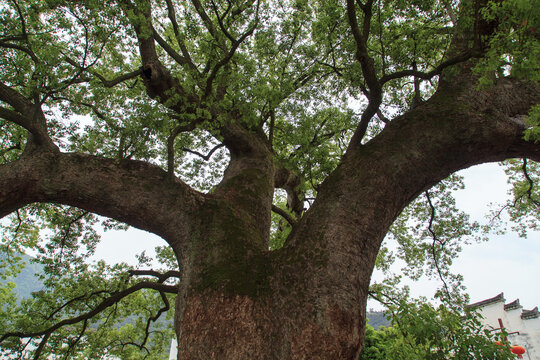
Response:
1,1,539,359
1,63,538,360
171,73,539,359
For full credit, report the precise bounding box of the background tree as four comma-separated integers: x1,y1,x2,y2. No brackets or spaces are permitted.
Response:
0,0,539,358
359,302,513,360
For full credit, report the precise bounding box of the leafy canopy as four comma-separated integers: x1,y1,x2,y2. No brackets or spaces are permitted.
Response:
0,0,539,358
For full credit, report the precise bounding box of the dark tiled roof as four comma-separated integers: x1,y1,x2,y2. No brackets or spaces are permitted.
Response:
521,307,539,320
467,293,505,309
504,299,521,311
466,294,539,321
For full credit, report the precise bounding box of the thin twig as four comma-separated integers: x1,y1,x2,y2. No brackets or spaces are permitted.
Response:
521,158,540,207
182,144,225,161
425,191,452,302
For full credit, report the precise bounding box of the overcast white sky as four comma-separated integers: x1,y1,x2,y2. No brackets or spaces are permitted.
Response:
92,162,540,311
452,163,540,310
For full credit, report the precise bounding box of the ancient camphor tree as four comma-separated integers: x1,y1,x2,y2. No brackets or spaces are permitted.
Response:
0,0,539,358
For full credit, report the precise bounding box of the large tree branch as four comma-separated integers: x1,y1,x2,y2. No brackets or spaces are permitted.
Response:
190,0,220,42
346,0,382,147
118,0,198,115
0,106,33,130
0,81,32,113
0,151,202,245
272,204,297,227
164,0,198,73
121,0,265,162
0,82,57,149
338,77,540,233
284,77,540,331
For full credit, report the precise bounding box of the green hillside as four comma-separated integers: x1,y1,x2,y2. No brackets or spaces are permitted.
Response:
367,311,391,329
0,253,43,299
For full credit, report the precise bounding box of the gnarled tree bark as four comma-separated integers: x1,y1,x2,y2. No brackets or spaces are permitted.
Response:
170,75,539,359
0,0,539,359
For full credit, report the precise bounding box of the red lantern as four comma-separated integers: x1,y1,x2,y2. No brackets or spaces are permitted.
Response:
511,345,526,359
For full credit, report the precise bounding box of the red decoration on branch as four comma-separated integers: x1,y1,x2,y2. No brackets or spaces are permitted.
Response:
511,345,526,358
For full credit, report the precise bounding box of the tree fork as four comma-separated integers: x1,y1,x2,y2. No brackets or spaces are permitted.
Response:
170,75,540,360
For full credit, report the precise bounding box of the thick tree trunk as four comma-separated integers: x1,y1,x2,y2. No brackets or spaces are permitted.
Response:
169,74,540,359
1,3,538,357
1,74,537,360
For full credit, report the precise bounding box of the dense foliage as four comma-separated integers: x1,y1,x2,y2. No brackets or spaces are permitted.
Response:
0,0,538,358
360,302,513,360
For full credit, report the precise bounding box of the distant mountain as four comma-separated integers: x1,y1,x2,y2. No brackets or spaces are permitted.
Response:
366,310,391,329
0,253,44,299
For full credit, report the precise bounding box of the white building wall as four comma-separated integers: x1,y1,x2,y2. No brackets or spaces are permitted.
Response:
477,301,504,329
521,317,540,360
169,338,178,360
472,294,540,360
505,307,524,333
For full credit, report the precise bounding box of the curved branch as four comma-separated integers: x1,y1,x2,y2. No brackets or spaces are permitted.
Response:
67,319,88,358
46,290,111,322
0,106,33,130
33,331,51,360
140,290,170,350
345,0,382,147
118,288,171,354
63,55,142,88
164,0,198,73
0,143,22,158
92,69,142,88
151,27,193,70
0,83,57,149
380,50,475,85
521,158,540,207
190,0,219,41
272,204,297,227
0,41,39,63
210,0,235,42
5,0,39,65
0,81,32,113
182,144,225,161
0,151,202,243
203,0,260,99
119,1,198,115
0,281,178,343
274,166,304,216
167,122,198,177
425,191,452,301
